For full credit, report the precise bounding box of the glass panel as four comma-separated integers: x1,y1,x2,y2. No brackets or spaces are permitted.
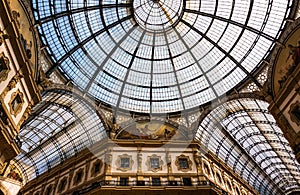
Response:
120,158,130,168
196,98,300,194
13,90,107,183
150,158,160,169
32,0,292,113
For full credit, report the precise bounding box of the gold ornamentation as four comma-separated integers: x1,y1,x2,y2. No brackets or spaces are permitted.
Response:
58,177,68,193
7,164,23,182
0,30,9,46
18,103,33,129
20,34,32,59
11,11,21,29
8,72,23,90
289,101,300,126
73,168,84,185
8,89,24,117
215,170,223,184
0,72,24,103
175,154,192,172
116,154,133,172
0,52,10,82
0,162,8,175
225,178,233,192
146,154,163,172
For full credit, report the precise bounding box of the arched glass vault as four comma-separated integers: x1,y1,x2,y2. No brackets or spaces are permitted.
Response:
196,98,300,195
32,0,294,113
13,89,107,182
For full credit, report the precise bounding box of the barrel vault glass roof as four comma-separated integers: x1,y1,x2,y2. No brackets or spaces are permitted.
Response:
14,89,107,182
32,0,294,113
196,98,300,194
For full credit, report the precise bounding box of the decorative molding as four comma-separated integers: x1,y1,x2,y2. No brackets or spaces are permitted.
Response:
203,162,211,176
175,154,192,172
225,177,233,192
0,162,8,176
0,30,10,46
57,176,68,193
73,168,84,185
44,184,53,195
0,73,23,102
8,72,23,91
11,10,21,29
0,52,10,83
91,159,103,177
146,154,163,172
8,89,24,117
6,164,23,182
18,102,32,127
214,170,223,185
116,154,133,172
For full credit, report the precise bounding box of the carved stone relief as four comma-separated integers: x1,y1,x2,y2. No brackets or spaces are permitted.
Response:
8,89,24,117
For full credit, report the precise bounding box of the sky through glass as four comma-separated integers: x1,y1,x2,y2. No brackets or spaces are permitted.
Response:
33,0,293,113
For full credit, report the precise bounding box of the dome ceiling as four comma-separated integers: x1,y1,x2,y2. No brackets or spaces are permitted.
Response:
33,0,293,113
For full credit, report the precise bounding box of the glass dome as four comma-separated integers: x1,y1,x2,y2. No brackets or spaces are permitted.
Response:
33,0,293,113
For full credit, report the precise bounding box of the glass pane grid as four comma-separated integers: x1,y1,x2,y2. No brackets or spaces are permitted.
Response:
196,98,300,194
14,90,107,183
33,0,292,113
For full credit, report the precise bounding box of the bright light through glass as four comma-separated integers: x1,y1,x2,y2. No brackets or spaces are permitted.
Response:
33,0,292,113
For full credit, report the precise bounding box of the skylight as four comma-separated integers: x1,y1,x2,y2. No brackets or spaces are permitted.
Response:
33,0,293,113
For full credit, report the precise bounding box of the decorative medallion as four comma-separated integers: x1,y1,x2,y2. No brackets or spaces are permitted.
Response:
175,154,192,172
9,89,24,117
116,154,134,172
146,154,163,172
